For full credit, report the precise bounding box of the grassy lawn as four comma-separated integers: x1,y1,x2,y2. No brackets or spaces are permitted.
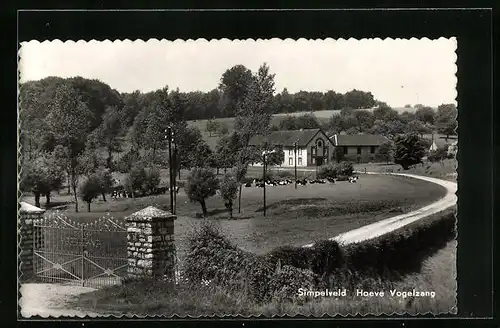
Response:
71,239,456,316
353,158,458,182
22,174,447,261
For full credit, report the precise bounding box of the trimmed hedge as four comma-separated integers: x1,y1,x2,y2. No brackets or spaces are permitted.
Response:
343,207,457,277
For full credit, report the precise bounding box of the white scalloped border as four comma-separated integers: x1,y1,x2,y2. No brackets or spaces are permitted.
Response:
17,37,458,319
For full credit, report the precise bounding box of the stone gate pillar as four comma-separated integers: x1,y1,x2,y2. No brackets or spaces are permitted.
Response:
126,206,176,281
19,202,45,281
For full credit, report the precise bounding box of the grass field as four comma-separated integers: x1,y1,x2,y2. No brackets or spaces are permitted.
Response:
71,238,456,316
22,174,447,261
353,158,458,182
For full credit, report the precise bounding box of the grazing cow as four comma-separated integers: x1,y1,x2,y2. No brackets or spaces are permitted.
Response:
348,176,359,183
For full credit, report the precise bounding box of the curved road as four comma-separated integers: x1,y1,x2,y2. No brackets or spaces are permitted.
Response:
303,172,457,247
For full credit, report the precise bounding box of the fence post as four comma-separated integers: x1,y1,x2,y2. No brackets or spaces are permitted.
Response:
19,202,45,281
125,206,176,282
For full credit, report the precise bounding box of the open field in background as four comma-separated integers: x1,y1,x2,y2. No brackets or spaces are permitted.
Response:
72,239,456,316
22,174,447,261
352,158,457,182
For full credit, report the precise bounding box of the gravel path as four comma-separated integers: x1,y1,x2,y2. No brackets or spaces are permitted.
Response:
303,172,457,246
19,283,106,318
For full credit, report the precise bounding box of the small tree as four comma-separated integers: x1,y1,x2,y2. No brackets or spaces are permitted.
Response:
144,165,161,194
185,168,220,217
220,174,239,219
94,169,114,201
374,140,395,164
124,163,147,198
79,175,101,212
393,133,427,170
206,118,219,137
218,123,229,136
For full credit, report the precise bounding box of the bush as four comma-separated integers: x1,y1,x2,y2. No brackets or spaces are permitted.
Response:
317,164,338,179
336,161,354,176
317,162,354,179
183,221,275,303
310,240,346,277
269,265,317,303
143,165,161,193
124,163,147,196
266,245,313,271
427,147,448,163
273,170,294,178
115,149,140,173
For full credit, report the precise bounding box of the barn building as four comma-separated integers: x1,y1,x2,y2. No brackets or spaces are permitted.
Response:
248,129,389,166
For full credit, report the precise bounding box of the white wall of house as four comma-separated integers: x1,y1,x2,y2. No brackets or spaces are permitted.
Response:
250,146,308,167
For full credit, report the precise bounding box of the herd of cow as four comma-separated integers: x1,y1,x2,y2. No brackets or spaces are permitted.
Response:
110,184,180,199
109,175,360,199
243,175,359,188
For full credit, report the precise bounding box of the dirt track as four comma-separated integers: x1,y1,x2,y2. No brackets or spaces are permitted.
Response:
303,172,457,246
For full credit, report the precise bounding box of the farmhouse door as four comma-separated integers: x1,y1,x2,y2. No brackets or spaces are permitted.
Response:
316,157,324,166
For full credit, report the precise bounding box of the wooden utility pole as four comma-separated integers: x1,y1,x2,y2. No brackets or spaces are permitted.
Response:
263,152,266,217
166,127,174,215
294,142,297,189
172,130,177,215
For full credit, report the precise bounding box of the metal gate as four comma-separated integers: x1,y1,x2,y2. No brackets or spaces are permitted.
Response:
33,212,128,289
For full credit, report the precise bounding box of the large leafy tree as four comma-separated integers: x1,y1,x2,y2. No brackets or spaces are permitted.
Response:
343,89,376,109
143,87,172,158
374,140,395,164
98,106,123,169
176,126,213,172
415,106,436,125
234,63,275,146
393,133,427,170
45,83,94,212
20,150,65,208
219,65,255,117
435,104,457,140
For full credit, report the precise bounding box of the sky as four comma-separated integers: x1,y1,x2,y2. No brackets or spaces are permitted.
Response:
19,38,457,108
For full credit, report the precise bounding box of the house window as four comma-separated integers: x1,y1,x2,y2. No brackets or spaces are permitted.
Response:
318,140,323,147
289,149,293,156
312,146,316,155
370,146,376,154
343,146,348,154
357,147,362,155
324,147,328,155
288,157,293,165
298,157,302,165
312,157,315,164
298,148,302,155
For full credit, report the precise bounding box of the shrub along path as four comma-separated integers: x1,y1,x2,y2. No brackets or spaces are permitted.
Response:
302,172,457,247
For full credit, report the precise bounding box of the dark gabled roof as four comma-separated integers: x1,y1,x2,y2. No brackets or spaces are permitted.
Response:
248,128,332,147
333,134,389,146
